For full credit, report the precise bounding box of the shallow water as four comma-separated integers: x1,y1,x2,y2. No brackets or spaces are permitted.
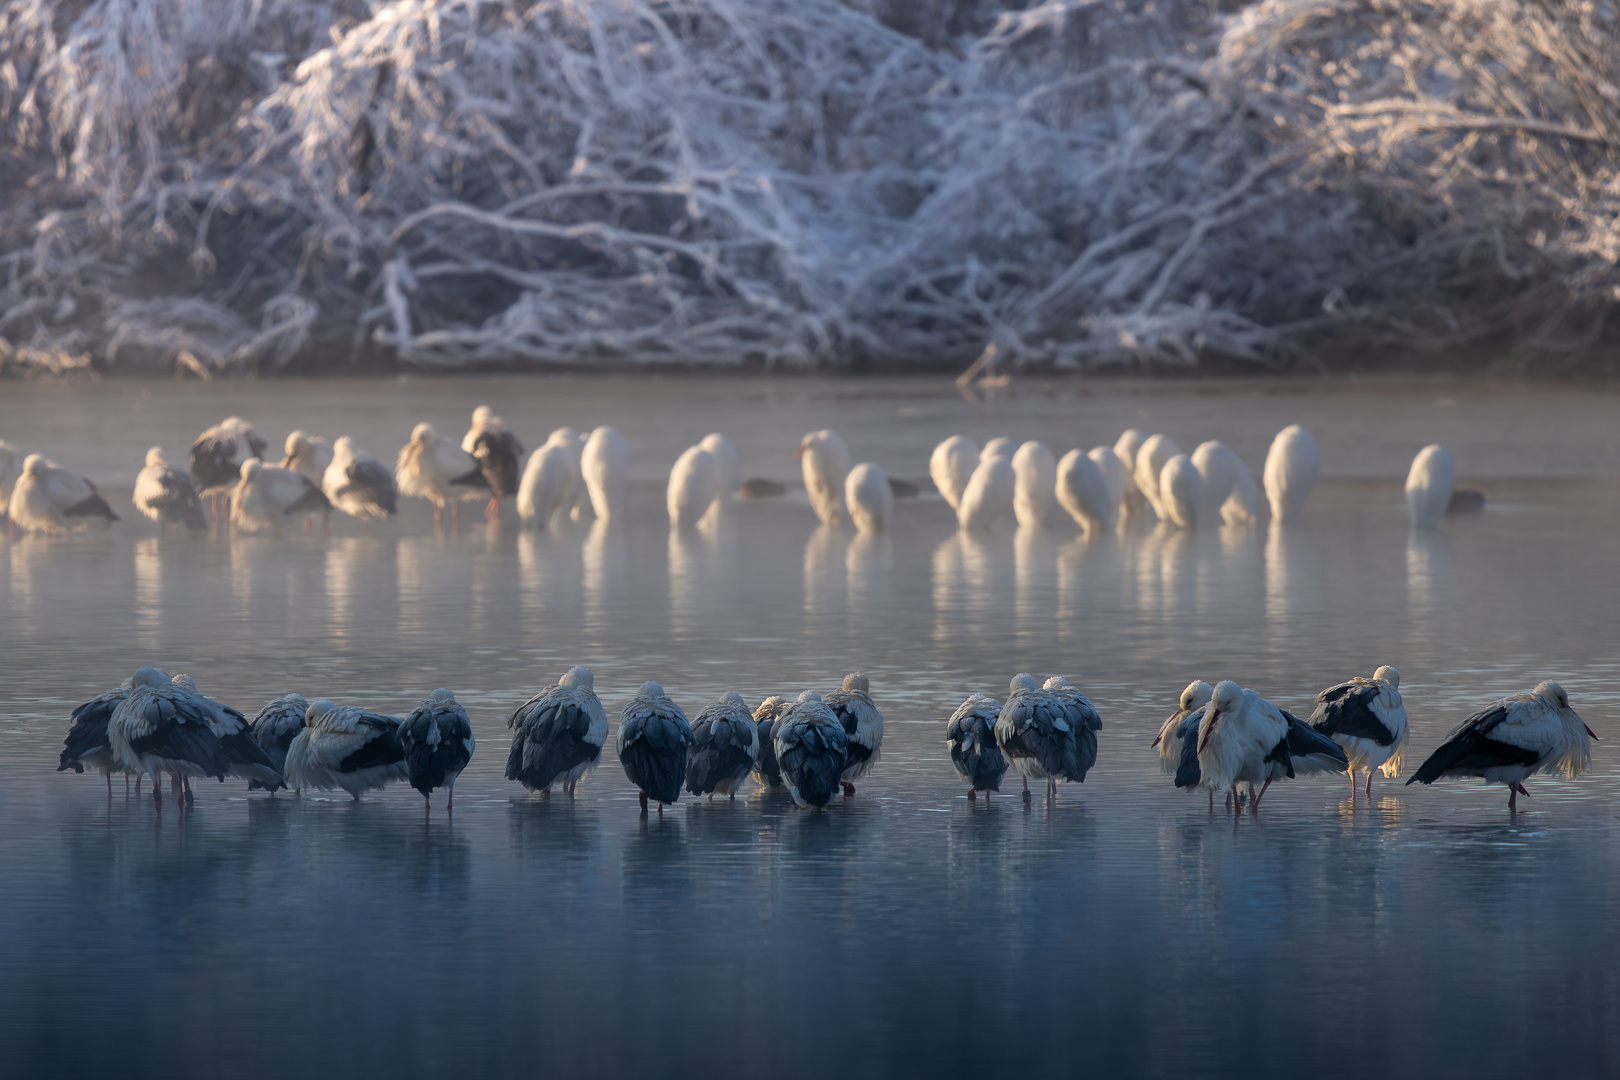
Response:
2,376,1619,1078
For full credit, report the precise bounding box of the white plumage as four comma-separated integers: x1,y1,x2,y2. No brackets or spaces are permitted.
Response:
542,427,589,522
1223,454,1260,525
519,442,577,525
1197,680,1347,814
9,453,118,533
980,437,1018,463
323,436,397,519
1055,449,1114,534
133,447,206,533
929,435,978,511
232,459,329,534
1153,680,1212,777
107,666,231,802
581,426,630,519
1190,441,1237,520
1308,666,1409,798
1113,429,1148,517
0,439,16,521
1406,444,1456,529
796,429,852,526
282,699,409,800
1011,440,1056,528
844,462,893,532
1133,434,1181,521
1087,446,1127,512
1264,424,1319,523
281,431,334,484
1158,454,1203,529
396,422,483,527
668,444,722,528
957,456,1015,531
699,432,741,495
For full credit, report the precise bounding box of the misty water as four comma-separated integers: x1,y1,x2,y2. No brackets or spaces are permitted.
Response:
3,376,1620,1077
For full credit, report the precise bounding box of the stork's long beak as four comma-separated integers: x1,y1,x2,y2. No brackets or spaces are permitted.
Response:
1198,709,1220,752
279,457,293,469
793,445,806,461
1585,723,1599,741
1150,734,1163,748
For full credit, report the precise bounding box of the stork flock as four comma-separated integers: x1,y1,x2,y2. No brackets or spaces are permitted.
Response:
1,408,1472,536
58,664,1595,816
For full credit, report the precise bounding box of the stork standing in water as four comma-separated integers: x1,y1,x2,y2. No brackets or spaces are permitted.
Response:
1263,424,1319,523
957,455,1015,531
190,417,268,525
824,673,884,796
796,430,853,527
1407,681,1595,813
667,445,722,529
507,666,608,798
1044,676,1103,781
280,432,334,485
581,427,630,520
1011,441,1056,528
323,436,398,521
59,679,134,794
1405,445,1456,529
699,433,741,497
396,423,485,528
750,696,789,790
1132,434,1181,521
930,436,977,512
1056,449,1115,534
231,459,330,535
1113,429,1148,518
107,667,231,804
1158,454,1204,529
994,673,1085,801
773,691,849,809
398,688,475,812
946,694,1008,799
616,682,694,814
463,406,524,522
1197,681,1347,816
685,691,759,800
1153,680,1214,806
844,463,894,533
1308,666,1408,799
282,700,408,800
133,448,207,534
9,454,119,533
170,673,284,791
248,693,310,793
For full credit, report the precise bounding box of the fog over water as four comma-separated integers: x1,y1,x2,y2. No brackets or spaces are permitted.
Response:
2,377,1619,1077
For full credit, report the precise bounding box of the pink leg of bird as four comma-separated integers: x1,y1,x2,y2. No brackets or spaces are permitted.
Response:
434,504,443,530
842,782,855,797
452,503,461,530
486,498,499,522
968,789,976,801
1252,778,1274,814
639,791,648,813
304,517,313,537
1349,767,1358,799
1365,772,1374,798
448,787,453,811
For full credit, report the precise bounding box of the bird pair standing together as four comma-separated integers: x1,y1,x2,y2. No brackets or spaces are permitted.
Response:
945,673,1103,800
507,668,884,812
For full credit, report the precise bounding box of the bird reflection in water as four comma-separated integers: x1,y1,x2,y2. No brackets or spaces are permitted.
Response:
802,523,848,623
583,517,631,634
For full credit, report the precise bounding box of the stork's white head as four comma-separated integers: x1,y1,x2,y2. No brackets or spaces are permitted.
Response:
471,405,494,427
796,690,821,704
1044,676,1074,692
756,695,786,719
129,666,172,690
22,453,46,478
1374,665,1400,689
980,437,1018,463
546,426,579,448
1180,680,1214,712
1009,672,1041,695
1200,681,1245,752
331,436,356,460
410,422,434,444
240,458,262,480
305,699,337,725
637,681,666,700
1534,681,1570,710
171,673,197,692
284,431,308,457
145,447,167,468
720,690,747,708
841,672,869,694
427,688,456,704
562,665,594,690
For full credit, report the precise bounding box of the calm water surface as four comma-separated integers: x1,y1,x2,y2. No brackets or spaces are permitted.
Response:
2,377,1619,1078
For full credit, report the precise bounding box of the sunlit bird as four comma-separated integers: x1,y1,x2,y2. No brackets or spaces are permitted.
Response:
929,435,977,511
1406,444,1456,529
957,455,1015,531
1263,424,1319,523
1087,445,1128,516
825,672,884,796
1190,440,1238,522
133,448,206,533
773,691,849,809
9,454,118,533
667,444,722,529
231,458,330,534
190,416,268,522
699,432,741,495
616,681,693,813
1196,680,1347,815
845,462,894,532
796,429,853,527
1132,433,1181,521
1152,679,1212,775
1158,454,1203,529
750,695,789,790
322,436,397,520
396,422,484,527
398,688,475,811
946,694,1007,799
1308,666,1408,798
463,405,524,522
1113,428,1148,517
1407,681,1595,812
980,437,1017,462
581,426,630,519
282,700,408,800
507,666,609,798
1010,440,1056,528
685,691,759,800
249,693,311,793
520,439,579,526
1056,449,1115,534
281,431,334,485
107,666,231,804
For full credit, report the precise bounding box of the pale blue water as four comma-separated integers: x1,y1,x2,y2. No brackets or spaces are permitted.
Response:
2,377,1618,1078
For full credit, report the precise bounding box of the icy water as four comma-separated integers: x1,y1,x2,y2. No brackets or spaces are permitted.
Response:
3,375,1620,1078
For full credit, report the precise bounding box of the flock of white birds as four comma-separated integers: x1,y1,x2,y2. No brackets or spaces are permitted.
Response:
0,407,1467,536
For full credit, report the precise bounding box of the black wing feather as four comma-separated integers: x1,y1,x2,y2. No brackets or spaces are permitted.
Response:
1309,683,1394,745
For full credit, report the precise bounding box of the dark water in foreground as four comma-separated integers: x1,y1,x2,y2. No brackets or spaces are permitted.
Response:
2,378,1619,1078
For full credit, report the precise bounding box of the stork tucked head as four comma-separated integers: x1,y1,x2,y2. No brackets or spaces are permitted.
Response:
331,436,356,460
1181,680,1214,712
719,690,747,708
755,695,786,719
561,665,594,691
410,422,434,445
796,690,820,704
1009,672,1041,695
794,429,837,461
22,453,46,477
1533,681,1570,710
426,688,456,704
471,405,494,427
1044,675,1074,692
637,681,666,700
129,666,172,690
546,426,579,448
1374,665,1400,688
222,416,251,434
170,673,197,692
305,699,337,726
1200,681,1245,752
240,458,262,480
145,447,167,468
841,672,869,694
284,431,308,458
980,437,1018,463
